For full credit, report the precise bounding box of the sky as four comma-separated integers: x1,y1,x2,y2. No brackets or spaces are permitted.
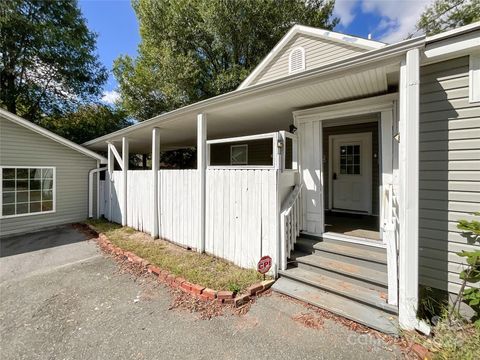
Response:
78,0,434,104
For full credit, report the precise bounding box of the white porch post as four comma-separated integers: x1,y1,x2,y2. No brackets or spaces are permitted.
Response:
122,137,129,226
398,48,420,330
107,143,114,221
151,128,160,238
197,113,207,253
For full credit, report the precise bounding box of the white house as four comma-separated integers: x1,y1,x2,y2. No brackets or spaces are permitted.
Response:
84,23,480,334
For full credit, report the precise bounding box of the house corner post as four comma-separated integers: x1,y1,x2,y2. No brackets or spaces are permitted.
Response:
197,113,207,253
151,128,160,238
398,48,420,330
122,137,129,227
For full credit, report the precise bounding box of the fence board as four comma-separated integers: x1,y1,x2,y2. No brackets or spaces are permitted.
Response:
158,170,199,249
126,171,152,233
206,169,278,271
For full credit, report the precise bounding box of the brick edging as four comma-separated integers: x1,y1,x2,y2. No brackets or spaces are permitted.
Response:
89,225,274,307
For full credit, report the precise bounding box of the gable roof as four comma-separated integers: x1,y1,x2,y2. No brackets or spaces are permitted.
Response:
0,108,107,164
238,24,386,90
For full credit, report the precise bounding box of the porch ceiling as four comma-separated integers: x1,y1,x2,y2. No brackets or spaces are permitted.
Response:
86,63,397,154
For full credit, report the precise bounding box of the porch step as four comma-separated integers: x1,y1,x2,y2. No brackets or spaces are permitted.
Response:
312,238,387,265
278,267,397,314
293,252,388,289
272,277,399,335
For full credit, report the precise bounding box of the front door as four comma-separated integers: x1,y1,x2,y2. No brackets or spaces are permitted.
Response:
331,133,372,213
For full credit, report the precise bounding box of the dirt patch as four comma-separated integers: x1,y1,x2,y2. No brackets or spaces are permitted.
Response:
168,287,226,320
276,293,409,351
72,223,98,239
292,312,324,330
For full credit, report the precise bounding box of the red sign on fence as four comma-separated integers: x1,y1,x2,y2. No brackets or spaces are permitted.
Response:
257,256,272,274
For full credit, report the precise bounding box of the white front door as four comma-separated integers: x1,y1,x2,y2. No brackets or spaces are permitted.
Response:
331,133,372,213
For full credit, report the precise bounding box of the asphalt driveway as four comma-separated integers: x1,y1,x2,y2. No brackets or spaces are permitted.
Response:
0,226,403,359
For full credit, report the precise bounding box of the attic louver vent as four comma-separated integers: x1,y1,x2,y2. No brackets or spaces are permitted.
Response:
289,47,305,74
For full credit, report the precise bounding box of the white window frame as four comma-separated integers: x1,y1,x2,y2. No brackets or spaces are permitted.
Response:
230,144,248,165
469,53,480,103
0,166,56,219
288,46,306,74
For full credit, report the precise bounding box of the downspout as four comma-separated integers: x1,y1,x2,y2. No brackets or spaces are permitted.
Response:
89,166,107,218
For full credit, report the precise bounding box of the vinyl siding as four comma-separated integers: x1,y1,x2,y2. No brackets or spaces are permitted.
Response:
251,34,368,86
322,117,380,215
419,56,480,294
0,117,98,237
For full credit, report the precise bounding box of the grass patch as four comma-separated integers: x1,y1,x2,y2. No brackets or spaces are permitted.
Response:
407,318,480,360
86,219,267,293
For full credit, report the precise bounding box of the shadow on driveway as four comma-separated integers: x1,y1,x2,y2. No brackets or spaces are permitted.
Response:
1,225,90,258
0,225,100,284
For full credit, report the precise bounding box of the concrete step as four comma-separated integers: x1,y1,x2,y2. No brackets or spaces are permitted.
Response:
272,277,399,335
279,267,397,314
292,252,388,289
312,239,387,265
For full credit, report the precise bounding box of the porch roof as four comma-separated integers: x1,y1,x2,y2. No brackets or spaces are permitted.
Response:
84,36,425,154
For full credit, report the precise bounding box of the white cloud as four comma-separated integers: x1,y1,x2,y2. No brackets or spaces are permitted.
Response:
334,0,358,27
101,90,120,105
334,0,434,43
361,0,432,43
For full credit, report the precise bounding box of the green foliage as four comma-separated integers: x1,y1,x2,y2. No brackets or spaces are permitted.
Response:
418,286,449,323
161,148,197,169
0,0,107,121
38,104,132,144
114,0,338,121
227,283,241,294
454,212,480,328
416,0,480,36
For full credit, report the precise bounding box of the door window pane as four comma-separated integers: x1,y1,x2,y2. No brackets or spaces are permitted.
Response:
340,145,361,175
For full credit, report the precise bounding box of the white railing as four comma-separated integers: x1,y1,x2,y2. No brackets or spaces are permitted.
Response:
280,183,303,270
382,183,398,306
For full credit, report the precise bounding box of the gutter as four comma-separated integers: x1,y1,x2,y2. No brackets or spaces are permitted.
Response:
88,166,107,218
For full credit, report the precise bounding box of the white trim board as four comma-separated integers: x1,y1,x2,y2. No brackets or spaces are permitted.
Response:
0,108,107,164
293,93,398,124
321,232,386,249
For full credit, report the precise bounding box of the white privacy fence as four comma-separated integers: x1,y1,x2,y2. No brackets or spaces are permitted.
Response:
105,168,280,272
127,171,153,233
158,170,199,249
205,169,278,270
106,171,122,224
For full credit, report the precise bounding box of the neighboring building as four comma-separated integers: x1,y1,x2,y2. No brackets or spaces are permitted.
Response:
59,23,480,333
0,109,106,237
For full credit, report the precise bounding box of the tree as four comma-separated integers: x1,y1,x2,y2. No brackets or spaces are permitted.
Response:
416,0,480,36
114,0,338,121
38,104,132,144
0,0,108,121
